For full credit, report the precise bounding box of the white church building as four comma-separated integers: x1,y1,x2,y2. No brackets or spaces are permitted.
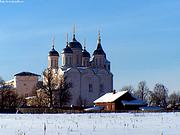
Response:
47,31,113,106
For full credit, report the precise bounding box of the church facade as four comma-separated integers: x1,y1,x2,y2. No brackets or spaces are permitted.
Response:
47,31,113,107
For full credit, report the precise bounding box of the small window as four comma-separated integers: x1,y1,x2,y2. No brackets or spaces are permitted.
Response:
54,60,56,66
68,57,70,65
66,57,68,65
100,59,102,66
89,84,93,92
76,55,79,65
70,57,72,65
95,59,98,66
108,65,110,70
51,59,53,66
100,84,104,92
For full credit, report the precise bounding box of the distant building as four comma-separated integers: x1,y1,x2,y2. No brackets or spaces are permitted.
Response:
11,72,40,97
45,30,113,107
94,90,147,111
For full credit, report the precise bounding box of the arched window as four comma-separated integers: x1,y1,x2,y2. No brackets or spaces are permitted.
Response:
100,84,104,93
76,55,79,65
95,58,98,66
100,59,102,66
54,60,56,66
51,59,53,67
65,57,68,65
69,57,72,65
89,84,93,92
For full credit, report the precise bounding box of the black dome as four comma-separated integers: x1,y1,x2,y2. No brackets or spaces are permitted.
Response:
49,48,59,56
69,35,82,49
93,43,106,56
62,45,73,54
82,48,90,57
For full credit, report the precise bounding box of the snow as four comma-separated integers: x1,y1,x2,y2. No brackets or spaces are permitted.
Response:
0,112,180,135
84,106,104,111
94,91,127,103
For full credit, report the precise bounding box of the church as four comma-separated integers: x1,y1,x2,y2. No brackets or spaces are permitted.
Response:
47,30,113,107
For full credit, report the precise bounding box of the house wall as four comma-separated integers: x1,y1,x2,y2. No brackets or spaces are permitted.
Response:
95,102,115,111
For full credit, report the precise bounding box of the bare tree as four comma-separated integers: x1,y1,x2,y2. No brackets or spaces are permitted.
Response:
40,68,57,108
56,76,72,108
149,83,168,108
168,92,180,106
134,81,149,101
37,68,72,108
120,85,134,94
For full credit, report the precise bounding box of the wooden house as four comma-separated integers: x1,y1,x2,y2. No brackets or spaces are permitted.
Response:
94,90,147,111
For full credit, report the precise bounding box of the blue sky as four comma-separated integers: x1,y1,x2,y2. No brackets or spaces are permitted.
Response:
0,0,180,92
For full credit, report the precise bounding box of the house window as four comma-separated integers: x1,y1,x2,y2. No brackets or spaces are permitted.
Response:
89,84,93,92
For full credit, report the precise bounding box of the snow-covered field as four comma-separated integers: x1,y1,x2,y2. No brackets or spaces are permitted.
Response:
0,112,180,135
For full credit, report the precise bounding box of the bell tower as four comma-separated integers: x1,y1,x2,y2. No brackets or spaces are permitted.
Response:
92,31,106,68
48,37,59,69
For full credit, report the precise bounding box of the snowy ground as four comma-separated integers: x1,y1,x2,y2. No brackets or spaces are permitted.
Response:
0,112,180,135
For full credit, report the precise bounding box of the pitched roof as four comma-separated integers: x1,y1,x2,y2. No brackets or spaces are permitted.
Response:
94,91,128,103
14,72,40,77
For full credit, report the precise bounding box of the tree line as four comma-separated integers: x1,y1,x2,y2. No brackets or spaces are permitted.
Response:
1,72,180,110
120,81,180,109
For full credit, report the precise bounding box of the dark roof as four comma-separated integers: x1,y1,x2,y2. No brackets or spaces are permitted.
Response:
93,43,106,56
82,48,90,57
62,45,73,54
48,48,59,56
69,34,82,49
14,72,40,77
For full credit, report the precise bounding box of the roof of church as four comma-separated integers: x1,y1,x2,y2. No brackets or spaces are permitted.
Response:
82,48,90,57
49,47,59,56
93,43,106,56
14,72,40,77
69,34,82,49
93,32,106,56
62,45,73,54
